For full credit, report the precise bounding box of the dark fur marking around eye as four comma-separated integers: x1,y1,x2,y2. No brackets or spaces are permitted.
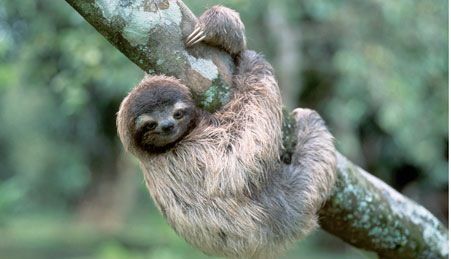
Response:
144,121,157,131
173,108,186,119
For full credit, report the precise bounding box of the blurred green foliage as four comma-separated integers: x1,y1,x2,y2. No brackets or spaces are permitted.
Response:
0,0,447,258
304,0,448,187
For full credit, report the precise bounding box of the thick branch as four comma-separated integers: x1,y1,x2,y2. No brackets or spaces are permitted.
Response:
66,1,449,258
320,154,448,258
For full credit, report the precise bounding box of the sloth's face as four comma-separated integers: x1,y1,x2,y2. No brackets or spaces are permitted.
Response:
134,100,195,152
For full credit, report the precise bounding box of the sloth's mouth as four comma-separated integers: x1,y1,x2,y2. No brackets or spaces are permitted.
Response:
140,129,183,153
159,129,177,137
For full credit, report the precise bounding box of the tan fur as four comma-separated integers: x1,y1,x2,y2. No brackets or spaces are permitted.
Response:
197,5,247,55
117,6,336,259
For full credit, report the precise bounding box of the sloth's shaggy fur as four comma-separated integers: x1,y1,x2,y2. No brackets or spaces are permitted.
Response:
117,6,336,259
196,5,247,55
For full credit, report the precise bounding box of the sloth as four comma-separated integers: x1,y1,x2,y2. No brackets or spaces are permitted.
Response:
117,5,336,259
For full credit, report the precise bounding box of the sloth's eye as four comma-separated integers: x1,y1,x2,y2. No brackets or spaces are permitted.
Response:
144,122,157,131
173,110,185,120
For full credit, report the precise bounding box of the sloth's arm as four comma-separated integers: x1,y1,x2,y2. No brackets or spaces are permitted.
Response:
186,5,246,56
201,50,282,196
186,7,282,197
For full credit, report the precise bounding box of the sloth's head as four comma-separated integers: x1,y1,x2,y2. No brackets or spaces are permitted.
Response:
117,76,197,154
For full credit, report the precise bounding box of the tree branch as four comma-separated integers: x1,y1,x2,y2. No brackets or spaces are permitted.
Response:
65,0,448,258
320,153,448,258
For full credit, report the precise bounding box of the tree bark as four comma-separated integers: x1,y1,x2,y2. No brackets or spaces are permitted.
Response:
320,153,448,258
65,1,449,258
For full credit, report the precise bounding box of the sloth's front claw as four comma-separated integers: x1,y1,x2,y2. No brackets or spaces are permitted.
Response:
185,25,206,47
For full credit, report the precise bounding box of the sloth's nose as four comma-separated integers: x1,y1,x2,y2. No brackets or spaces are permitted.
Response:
160,121,175,132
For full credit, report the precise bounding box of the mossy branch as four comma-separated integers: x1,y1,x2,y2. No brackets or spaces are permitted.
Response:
319,153,448,258
65,0,448,258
